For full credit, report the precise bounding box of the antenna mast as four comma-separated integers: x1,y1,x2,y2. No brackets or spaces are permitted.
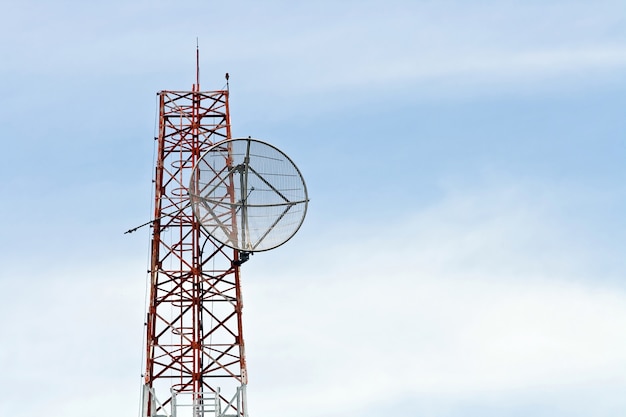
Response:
139,44,308,417
141,48,247,417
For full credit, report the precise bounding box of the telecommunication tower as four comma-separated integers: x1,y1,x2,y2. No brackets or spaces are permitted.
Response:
138,50,308,417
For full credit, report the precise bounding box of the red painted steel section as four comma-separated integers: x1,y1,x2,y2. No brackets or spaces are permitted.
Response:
143,84,247,416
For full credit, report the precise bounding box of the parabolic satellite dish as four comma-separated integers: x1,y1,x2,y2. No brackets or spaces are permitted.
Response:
189,138,308,252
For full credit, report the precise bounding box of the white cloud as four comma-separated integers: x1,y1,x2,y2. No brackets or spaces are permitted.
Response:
0,259,146,417
242,182,626,416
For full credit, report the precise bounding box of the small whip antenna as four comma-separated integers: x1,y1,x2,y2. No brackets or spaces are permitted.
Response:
195,38,200,90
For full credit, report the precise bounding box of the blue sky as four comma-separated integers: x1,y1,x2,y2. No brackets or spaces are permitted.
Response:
1,1,625,416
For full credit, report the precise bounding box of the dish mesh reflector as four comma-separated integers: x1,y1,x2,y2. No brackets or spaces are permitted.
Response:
190,138,308,252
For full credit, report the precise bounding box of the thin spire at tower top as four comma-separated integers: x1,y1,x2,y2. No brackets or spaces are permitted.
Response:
195,38,200,90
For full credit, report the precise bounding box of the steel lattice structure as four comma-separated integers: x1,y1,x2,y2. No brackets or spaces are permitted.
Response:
142,79,248,417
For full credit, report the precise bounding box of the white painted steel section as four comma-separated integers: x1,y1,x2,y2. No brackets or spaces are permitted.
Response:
142,384,172,417
166,385,248,417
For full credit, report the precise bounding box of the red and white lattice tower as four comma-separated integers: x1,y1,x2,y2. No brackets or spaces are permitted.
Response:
142,55,248,417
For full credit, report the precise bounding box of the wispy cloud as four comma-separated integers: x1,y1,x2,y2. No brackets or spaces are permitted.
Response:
3,1,624,97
